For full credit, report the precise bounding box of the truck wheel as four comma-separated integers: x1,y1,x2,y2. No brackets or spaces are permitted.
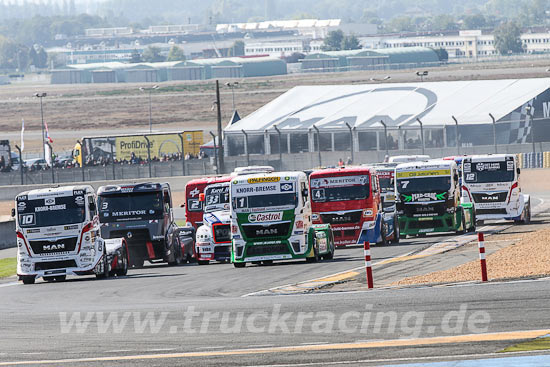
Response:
379,220,388,246
115,248,129,276
262,260,274,265
392,221,400,244
44,276,55,282
233,262,246,268
523,203,531,224
21,276,35,285
323,246,334,260
197,260,209,265
95,250,110,279
458,208,467,234
306,244,319,263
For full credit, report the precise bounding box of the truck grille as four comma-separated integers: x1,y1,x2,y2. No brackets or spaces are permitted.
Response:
214,245,231,257
241,221,291,240
213,224,231,243
29,237,78,255
246,243,289,256
109,229,151,243
321,210,362,225
407,219,450,229
472,192,508,203
35,260,77,271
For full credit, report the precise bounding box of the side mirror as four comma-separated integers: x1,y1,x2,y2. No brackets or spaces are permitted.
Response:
89,201,96,212
302,188,309,198
11,208,15,217
199,193,205,202
516,167,521,175
180,203,185,208
390,178,395,186
454,174,459,182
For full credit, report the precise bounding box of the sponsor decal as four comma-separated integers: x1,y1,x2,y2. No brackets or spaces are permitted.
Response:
396,169,450,178
248,212,283,222
17,201,26,211
507,160,514,171
112,210,146,216
74,196,85,206
403,192,445,202
311,213,320,221
280,183,294,192
44,197,56,206
235,185,278,194
247,177,280,184
476,162,501,172
35,204,67,212
189,187,200,197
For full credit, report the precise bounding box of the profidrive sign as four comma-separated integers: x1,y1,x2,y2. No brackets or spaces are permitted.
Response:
248,212,283,222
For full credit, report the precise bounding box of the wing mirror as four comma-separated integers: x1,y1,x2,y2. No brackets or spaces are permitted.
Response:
454,174,459,182
89,201,96,212
11,208,15,217
517,167,521,175
302,188,309,198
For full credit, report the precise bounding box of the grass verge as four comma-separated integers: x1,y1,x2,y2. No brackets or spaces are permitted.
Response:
499,336,550,353
0,257,16,278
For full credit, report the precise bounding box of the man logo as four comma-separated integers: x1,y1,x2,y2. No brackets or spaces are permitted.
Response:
43,243,65,251
256,228,278,236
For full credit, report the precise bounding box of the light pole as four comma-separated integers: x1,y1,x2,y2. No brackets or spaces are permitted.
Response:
416,70,428,82
345,122,354,164
416,118,425,155
140,85,158,133
225,81,239,112
312,124,322,167
379,120,389,158
526,105,535,159
452,115,459,155
34,92,47,160
489,113,497,154
273,125,283,169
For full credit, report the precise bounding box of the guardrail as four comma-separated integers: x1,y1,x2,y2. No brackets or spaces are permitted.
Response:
518,152,550,168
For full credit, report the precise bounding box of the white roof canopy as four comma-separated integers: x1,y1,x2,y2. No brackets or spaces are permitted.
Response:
225,78,550,134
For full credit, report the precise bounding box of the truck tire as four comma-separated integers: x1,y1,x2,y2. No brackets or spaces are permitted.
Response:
322,246,334,260
458,208,467,234
306,243,319,263
115,247,129,276
233,262,246,268
197,260,209,265
379,219,388,246
523,203,531,224
95,250,110,279
392,220,400,244
21,276,35,285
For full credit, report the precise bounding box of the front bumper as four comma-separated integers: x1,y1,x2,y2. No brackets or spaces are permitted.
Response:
399,212,459,235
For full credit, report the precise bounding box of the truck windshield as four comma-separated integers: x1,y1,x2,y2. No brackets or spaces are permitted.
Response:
397,176,451,194
204,186,230,213
17,196,86,228
233,193,297,210
378,177,393,193
311,185,369,202
463,160,515,183
98,191,163,222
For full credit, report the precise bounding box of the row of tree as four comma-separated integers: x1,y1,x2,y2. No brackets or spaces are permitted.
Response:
0,36,48,70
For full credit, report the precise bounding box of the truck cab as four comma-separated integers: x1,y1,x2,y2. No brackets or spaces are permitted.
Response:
184,176,233,229
13,185,108,284
395,160,476,236
461,154,530,223
97,182,182,267
195,182,232,264
309,166,390,246
230,171,334,267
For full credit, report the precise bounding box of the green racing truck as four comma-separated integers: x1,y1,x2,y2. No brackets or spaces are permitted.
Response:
395,160,476,236
230,171,334,267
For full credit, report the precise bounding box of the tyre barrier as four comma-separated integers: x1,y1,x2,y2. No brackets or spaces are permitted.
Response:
520,152,548,168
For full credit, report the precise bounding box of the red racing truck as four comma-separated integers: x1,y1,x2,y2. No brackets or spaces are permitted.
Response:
309,166,392,247
184,176,232,229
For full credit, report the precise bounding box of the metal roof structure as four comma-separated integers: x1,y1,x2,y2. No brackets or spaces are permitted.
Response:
225,78,550,134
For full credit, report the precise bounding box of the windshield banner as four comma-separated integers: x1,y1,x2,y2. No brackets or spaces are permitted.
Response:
310,175,368,188
233,181,295,197
396,169,450,178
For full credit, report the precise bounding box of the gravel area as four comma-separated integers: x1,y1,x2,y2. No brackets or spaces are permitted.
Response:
393,226,550,285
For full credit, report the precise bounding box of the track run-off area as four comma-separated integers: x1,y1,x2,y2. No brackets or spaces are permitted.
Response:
0,194,549,366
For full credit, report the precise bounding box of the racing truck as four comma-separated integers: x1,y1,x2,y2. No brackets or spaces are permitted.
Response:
97,182,183,268
461,154,530,224
13,185,125,284
371,163,400,244
309,166,396,247
230,171,334,267
195,182,232,264
395,160,476,236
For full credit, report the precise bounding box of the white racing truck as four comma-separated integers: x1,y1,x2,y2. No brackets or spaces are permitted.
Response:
461,154,531,224
195,182,232,264
13,185,126,284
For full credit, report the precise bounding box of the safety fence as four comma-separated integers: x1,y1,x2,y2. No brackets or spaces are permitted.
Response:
518,152,550,168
